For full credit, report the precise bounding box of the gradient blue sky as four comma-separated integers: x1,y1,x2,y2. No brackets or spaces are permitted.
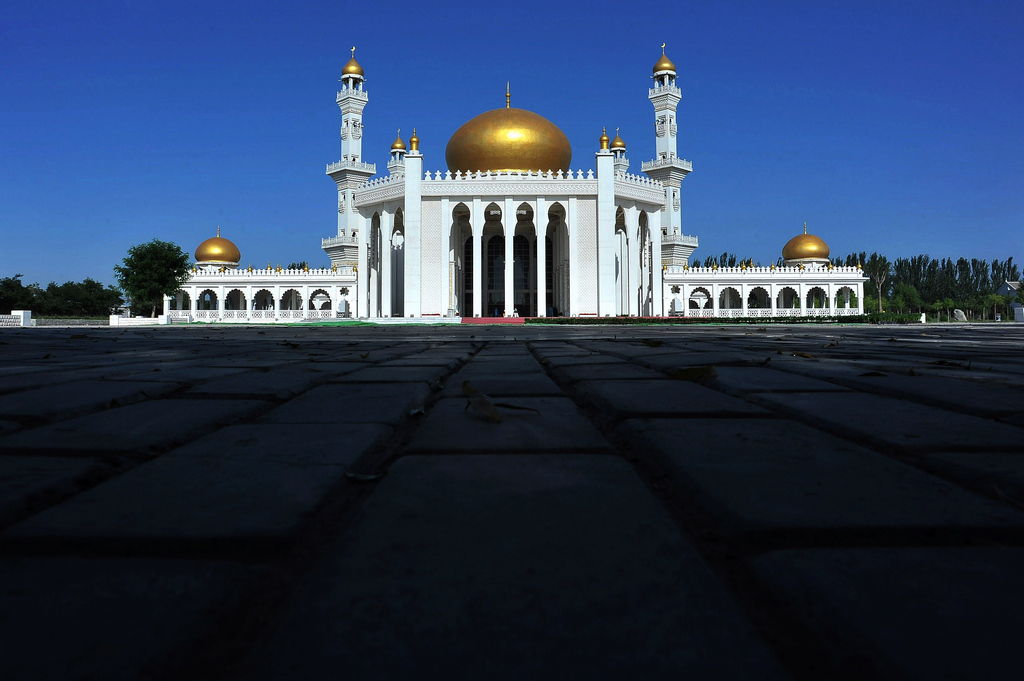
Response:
2,0,1021,286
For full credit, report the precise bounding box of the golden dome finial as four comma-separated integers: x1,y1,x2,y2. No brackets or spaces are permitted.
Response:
662,43,666,53
653,44,676,74
506,81,510,109
599,127,610,150
216,225,220,237
610,127,625,150
409,128,419,151
391,129,406,151
351,46,355,58
342,46,364,77
803,221,808,234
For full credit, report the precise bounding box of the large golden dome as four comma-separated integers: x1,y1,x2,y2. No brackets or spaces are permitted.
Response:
195,229,241,263
782,225,830,261
445,107,572,174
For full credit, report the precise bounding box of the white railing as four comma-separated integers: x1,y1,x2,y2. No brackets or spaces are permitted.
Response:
641,156,693,173
614,172,664,189
674,306,862,319
648,85,681,97
173,309,348,323
326,159,376,174
665,265,863,275
187,267,354,278
421,168,595,182
321,235,358,248
662,233,699,247
336,88,368,102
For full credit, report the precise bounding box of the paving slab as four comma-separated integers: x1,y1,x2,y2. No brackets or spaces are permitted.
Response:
574,378,769,420
618,419,1024,540
0,456,98,525
407,396,612,453
704,366,851,394
919,451,1024,503
0,379,180,421
0,398,267,455
263,382,432,425
751,548,1024,680
333,364,450,383
186,366,335,399
4,424,390,545
0,556,261,681
453,356,546,375
442,369,563,397
551,361,666,383
632,350,759,370
751,392,1024,453
829,373,1024,418
243,455,787,680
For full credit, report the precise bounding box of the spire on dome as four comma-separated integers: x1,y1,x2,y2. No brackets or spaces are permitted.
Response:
506,82,511,109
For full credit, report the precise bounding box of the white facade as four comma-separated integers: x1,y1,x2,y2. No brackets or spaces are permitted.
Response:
171,49,866,323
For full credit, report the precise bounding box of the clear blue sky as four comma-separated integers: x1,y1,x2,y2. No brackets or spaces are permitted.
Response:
2,0,1021,286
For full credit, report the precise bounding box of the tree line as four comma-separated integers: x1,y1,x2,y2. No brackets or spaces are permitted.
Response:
0,275,124,317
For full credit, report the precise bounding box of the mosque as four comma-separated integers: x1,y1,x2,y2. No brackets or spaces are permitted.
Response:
166,48,865,322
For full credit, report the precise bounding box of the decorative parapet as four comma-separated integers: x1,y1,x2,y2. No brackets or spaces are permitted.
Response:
648,84,681,98
185,266,356,280
336,88,368,103
662,233,699,247
354,173,406,206
641,156,693,173
419,168,599,197
665,265,865,277
321,235,358,248
326,159,376,174
614,172,666,204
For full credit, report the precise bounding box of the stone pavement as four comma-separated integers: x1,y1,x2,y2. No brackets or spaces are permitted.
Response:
1,323,1023,680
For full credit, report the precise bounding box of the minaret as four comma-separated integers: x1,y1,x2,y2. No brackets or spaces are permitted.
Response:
387,129,407,175
324,48,376,290
641,44,696,265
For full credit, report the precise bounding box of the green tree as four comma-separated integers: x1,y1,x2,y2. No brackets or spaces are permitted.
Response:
113,240,190,317
862,252,891,312
286,261,309,270
0,275,39,314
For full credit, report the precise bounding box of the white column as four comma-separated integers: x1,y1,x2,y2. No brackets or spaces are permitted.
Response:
302,284,310,318
741,283,748,316
217,285,225,319
652,210,663,316
567,197,578,316
712,283,719,317
799,283,807,317
403,154,423,317
472,198,483,317
535,197,547,316
626,205,640,316
504,196,514,316
440,196,450,317
596,150,616,316
357,215,369,318
381,211,392,318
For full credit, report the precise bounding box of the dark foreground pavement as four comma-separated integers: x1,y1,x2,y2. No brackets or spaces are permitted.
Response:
1,323,1022,680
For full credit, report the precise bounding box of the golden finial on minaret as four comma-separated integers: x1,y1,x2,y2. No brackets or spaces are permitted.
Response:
599,127,610,150
216,226,220,237
803,221,808,234
409,128,419,151
662,43,666,53
351,46,356,58
506,81,510,108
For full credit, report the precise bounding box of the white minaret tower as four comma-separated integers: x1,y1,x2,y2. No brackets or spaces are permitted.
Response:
641,44,696,266
324,48,376,292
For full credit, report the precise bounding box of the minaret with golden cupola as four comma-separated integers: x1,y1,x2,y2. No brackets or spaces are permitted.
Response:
387,129,406,175
641,44,695,265
324,47,375,279
610,127,628,174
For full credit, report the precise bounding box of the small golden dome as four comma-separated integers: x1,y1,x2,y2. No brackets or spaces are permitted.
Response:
653,44,676,73
195,228,240,263
610,128,626,149
391,130,406,151
782,223,830,261
446,107,572,173
342,47,364,77
599,127,610,150
409,128,419,151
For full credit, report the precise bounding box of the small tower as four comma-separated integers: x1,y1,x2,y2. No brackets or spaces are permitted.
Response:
610,128,628,174
641,44,696,265
337,47,370,166
388,130,407,175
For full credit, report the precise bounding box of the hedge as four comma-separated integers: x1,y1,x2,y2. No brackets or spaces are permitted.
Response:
524,312,922,325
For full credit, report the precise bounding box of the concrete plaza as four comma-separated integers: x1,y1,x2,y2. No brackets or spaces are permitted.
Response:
1,323,1022,680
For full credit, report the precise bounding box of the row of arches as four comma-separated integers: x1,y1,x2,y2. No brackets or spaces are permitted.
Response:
171,288,336,311
677,285,858,310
